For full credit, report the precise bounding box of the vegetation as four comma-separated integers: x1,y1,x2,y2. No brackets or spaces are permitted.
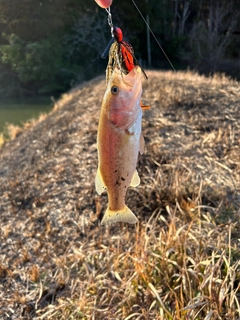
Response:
0,70,239,319
0,34,70,94
0,0,240,97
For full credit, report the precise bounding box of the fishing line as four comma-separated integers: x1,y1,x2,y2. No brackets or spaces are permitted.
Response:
131,0,176,71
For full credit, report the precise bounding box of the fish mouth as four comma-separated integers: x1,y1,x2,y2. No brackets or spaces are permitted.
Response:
112,66,142,92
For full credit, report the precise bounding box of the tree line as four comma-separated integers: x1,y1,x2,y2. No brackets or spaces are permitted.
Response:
0,0,239,98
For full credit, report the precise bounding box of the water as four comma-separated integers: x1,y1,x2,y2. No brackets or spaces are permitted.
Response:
0,97,53,135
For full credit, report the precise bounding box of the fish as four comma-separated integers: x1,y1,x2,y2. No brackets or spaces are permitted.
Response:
95,65,144,224
104,26,150,111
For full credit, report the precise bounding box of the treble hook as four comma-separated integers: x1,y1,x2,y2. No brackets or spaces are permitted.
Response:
105,7,114,38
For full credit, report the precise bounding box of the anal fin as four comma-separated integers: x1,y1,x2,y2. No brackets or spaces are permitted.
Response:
130,169,140,187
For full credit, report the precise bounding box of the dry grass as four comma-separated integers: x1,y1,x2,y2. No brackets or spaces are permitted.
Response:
0,70,239,319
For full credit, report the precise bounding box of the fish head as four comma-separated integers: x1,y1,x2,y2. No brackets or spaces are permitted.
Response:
104,66,142,129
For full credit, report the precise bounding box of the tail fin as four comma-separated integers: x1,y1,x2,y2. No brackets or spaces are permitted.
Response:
101,205,138,225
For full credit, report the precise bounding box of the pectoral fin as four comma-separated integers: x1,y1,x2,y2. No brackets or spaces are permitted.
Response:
95,169,106,195
141,101,151,110
130,169,140,187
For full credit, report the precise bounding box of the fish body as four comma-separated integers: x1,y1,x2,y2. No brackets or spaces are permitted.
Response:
95,66,144,224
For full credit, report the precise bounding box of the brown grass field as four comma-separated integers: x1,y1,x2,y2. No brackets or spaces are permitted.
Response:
0,70,239,319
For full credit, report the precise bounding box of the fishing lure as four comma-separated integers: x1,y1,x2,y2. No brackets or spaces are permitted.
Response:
106,26,148,83
102,7,148,82
101,4,175,73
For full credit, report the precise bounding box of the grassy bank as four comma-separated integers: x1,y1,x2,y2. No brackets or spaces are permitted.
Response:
0,71,239,319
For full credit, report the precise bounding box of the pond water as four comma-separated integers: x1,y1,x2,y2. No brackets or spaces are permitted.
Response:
0,97,53,135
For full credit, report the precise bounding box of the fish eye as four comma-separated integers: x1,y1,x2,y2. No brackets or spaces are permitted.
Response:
111,85,119,95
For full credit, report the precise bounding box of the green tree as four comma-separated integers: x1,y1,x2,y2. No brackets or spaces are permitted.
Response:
0,34,75,94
